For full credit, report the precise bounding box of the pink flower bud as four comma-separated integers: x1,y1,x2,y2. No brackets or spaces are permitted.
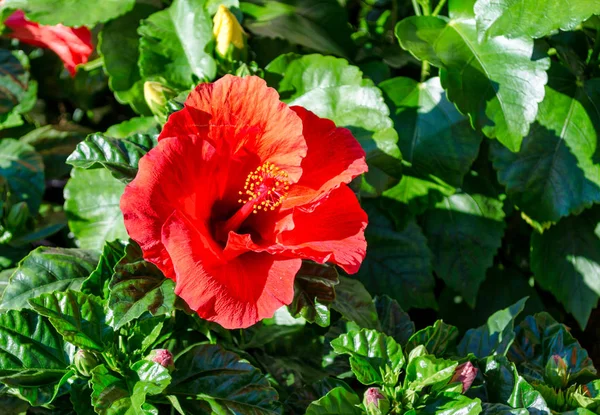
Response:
450,362,478,393
363,387,390,415
146,349,174,371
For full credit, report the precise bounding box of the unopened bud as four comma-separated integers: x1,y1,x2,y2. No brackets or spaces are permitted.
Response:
450,362,478,393
74,349,99,377
213,5,248,62
545,354,568,388
143,81,177,120
146,349,174,371
363,387,390,415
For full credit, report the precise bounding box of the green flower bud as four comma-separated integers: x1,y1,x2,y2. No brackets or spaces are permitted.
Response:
145,349,175,372
213,5,248,62
545,354,569,388
74,349,99,377
363,387,390,415
144,81,177,121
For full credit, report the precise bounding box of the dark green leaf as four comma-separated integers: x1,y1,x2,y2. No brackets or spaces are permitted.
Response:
374,295,415,345
0,247,98,310
395,15,549,151
168,344,282,414
357,200,436,310
284,378,353,414
0,139,44,214
380,76,481,187
70,378,95,415
331,276,379,330
305,386,362,415
491,64,600,222
331,328,405,386
0,50,36,130
474,0,600,39
458,298,527,358
138,0,216,88
108,243,175,329
64,167,128,250
3,0,135,26
481,403,529,415
406,320,459,356
66,134,155,183
289,261,338,327
530,207,600,328
90,365,132,414
29,290,113,352
82,240,127,299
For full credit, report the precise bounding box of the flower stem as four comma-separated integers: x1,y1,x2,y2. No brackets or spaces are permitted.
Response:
432,0,447,16
421,60,430,82
411,0,422,16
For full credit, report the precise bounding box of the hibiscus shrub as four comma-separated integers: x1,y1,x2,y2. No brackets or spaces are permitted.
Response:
1,0,600,414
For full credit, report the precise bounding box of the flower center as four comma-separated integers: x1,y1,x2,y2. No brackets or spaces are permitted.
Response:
238,161,290,213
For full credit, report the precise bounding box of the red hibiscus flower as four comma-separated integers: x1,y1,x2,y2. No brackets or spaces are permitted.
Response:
121,75,368,329
3,10,92,76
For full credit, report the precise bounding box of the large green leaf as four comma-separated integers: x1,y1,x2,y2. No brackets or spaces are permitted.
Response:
99,3,158,115
374,295,415,345
66,134,155,183
0,309,71,387
458,298,527,358
331,276,379,330
530,207,600,329
305,386,362,415
405,355,458,391
331,328,405,386
90,365,132,414
2,0,135,26
419,393,482,415
474,0,600,39
64,167,128,250
383,174,456,216
0,247,98,310
107,243,176,329
240,0,353,58
0,139,44,214
0,50,36,130
29,290,113,352
266,54,403,178
380,76,481,187
421,185,506,306
82,240,126,299
138,0,216,89
509,313,597,384
490,64,600,223
395,14,549,151
405,320,459,356
167,344,282,414
357,200,436,310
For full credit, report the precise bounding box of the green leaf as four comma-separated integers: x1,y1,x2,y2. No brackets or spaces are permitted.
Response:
405,355,458,391
458,298,527,358
0,247,99,310
99,3,158,115
66,134,155,183
266,54,402,178
474,0,600,39
395,15,549,152
481,404,528,415
108,243,176,329
20,124,91,180
3,0,135,26
374,295,415,345
490,64,600,223
419,393,482,415
167,344,282,414
138,0,216,88
421,185,506,306
0,139,44,214
530,207,600,329
331,276,379,330
70,378,95,415
0,50,36,130
82,240,127,299
331,328,405,386
406,320,459,356
130,360,171,411
289,262,338,327
240,0,353,58
380,76,481,187
0,309,72,387
105,117,160,139
509,313,597,384
357,200,436,310
28,290,113,352
305,386,362,415
64,167,128,250
383,174,456,216
90,365,132,415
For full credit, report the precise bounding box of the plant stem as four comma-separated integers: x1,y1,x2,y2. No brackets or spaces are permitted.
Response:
421,60,430,82
587,30,600,72
432,0,447,16
420,0,431,15
411,0,422,16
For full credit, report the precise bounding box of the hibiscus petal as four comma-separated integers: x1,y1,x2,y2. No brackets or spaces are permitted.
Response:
4,11,92,76
121,136,223,280
162,210,301,329
277,185,368,274
160,75,307,183
282,106,367,210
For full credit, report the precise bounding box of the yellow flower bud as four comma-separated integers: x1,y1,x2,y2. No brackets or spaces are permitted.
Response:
213,5,247,61
143,81,176,120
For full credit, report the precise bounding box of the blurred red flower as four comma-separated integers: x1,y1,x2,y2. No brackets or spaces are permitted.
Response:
4,10,92,76
121,75,368,329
